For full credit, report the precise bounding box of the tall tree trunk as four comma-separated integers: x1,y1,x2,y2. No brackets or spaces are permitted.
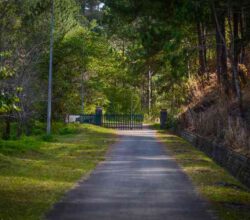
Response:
147,66,153,116
187,51,191,79
219,16,228,94
3,117,11,140
238,8,247,84
89,0,95,18
81,0,86,15
232,11,239,94
214,10,229,94
141,82,145,112
0,22,3,65
216,25,221,84
228,6,243,115
16,112,23,138
148,68,152,115
239,8,246,64
213,1,243,114
202,23,208,79
197,21,206,75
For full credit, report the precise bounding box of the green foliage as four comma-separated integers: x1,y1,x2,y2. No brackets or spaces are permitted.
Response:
58,123,81,135
105,87,141,113
0,61,20,113
2,0,249,136
0,136,42,154
0,91,20,114
102,0,195,117
41,134,57,142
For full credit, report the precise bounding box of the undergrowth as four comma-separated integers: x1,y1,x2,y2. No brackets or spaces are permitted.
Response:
179,73,250,155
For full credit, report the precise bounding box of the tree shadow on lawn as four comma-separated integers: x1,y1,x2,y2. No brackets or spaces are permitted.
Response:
0,124,117,220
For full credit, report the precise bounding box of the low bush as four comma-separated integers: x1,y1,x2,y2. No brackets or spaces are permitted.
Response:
41,134,57,142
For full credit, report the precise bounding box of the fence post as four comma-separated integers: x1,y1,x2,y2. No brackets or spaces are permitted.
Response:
160,109,167,129
95,107,103,126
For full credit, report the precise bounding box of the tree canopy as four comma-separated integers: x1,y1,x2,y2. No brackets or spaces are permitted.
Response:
1,0,250,151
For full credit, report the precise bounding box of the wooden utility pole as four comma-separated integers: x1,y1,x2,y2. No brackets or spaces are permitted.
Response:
47,0,54,135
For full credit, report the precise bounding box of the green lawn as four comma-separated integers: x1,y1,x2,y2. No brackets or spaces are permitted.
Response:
157,130,250,220
0,123,117,220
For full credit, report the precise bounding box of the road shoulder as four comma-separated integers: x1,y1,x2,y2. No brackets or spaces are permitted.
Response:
157,130,250,220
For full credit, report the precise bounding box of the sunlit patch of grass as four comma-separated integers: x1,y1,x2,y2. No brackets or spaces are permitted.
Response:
0,124,117,220
157,130,250,220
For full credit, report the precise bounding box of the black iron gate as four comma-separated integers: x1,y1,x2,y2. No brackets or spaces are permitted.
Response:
103,114,143,129
76,114,143,130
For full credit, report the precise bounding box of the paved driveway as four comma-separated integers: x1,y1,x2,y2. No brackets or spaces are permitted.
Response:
46,129,216,220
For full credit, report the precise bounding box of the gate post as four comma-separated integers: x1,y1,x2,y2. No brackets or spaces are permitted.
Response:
95,107,103,126
160,109,167,129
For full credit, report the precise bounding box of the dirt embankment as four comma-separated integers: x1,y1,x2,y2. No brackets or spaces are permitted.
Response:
179,73,250,156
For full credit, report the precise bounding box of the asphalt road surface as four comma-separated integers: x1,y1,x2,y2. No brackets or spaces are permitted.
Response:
46,129,216,220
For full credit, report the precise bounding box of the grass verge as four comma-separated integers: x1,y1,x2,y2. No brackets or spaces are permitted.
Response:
0,123,117,220
157,130,250,220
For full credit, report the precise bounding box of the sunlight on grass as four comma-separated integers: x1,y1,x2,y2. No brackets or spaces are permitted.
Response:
157,131,250,220
0,124,117,220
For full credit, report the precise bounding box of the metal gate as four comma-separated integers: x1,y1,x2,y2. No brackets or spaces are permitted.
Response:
75,114,144,130
102,114,143,129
